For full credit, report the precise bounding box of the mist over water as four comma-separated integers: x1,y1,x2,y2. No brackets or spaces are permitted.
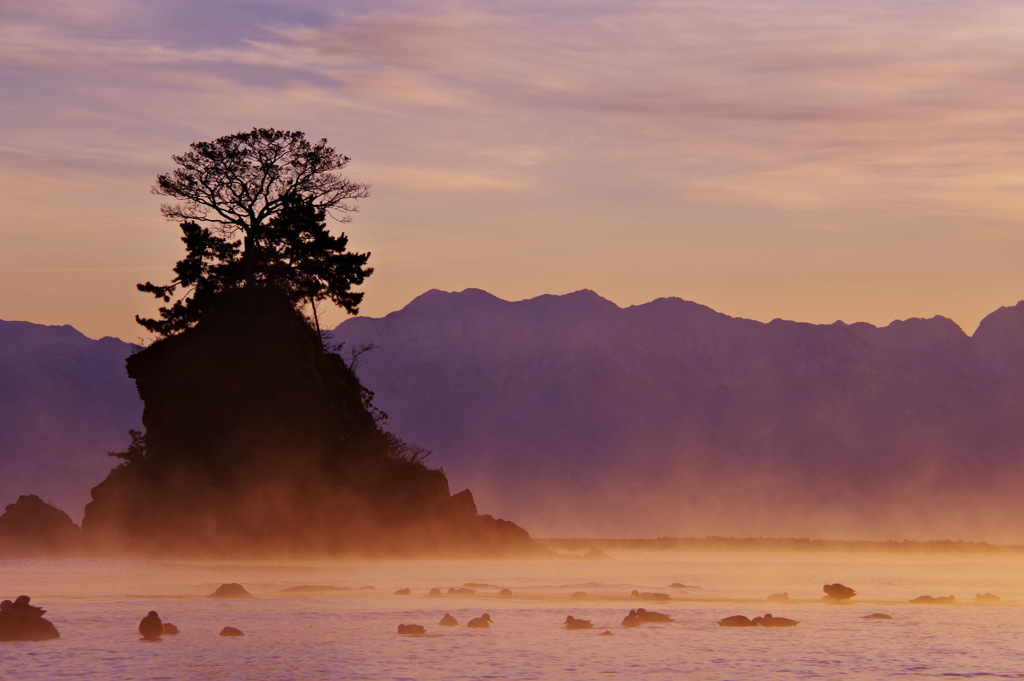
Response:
3,549,1021,680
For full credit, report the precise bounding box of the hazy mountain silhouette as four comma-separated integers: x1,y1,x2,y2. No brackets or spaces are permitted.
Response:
331,290,1024,542
0,321,140,520
4,291,1024,542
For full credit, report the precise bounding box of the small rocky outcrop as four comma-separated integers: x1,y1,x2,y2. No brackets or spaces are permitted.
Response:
0,596,60,641
209,583,252,599
0,495,80,557
80,287,537,558
823,583,856,601
909,594,956,604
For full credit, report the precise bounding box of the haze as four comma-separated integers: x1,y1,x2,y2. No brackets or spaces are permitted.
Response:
3,0,1024,342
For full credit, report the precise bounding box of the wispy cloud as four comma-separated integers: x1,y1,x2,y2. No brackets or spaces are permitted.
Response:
4,0,1024,338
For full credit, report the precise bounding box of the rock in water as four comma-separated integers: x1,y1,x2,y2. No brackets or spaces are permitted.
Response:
397,624,426,635
209,583,252,599
823,583,857,601
0,495,80,557
80,287,537,558
467,614,492,628
219,627,244,637
0,595,60,641
139,611,164,640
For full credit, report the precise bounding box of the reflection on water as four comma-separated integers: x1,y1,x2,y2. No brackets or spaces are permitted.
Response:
2,550,1022,680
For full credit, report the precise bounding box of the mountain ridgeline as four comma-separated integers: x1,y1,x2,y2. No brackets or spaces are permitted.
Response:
0,321,140,522
3,289,1024,544
331,289,1024,542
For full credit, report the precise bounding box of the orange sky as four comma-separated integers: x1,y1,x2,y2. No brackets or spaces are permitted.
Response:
2,0,1024,341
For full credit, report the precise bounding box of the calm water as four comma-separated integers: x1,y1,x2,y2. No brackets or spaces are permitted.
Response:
1,550,1021,680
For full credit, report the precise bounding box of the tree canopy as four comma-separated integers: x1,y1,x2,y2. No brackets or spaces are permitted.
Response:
137,128,372,335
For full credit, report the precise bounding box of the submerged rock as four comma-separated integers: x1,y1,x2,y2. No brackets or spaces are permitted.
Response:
280,585,345,593
910,595,956,604
631,590,670,601
219,626,245,637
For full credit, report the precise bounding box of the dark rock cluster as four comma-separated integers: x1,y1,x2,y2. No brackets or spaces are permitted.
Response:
0,494,80,556
0,595,59,641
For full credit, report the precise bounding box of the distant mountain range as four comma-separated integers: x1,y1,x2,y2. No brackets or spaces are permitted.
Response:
0,321,140,522
3,290,1024,542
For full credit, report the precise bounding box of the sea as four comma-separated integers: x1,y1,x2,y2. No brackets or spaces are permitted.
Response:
1,547,1021,680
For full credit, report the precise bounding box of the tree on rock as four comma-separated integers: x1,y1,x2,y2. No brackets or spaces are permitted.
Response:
137,128,372,335
83,128,537,558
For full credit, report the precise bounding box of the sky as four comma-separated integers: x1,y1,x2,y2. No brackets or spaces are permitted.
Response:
2,0,1024,342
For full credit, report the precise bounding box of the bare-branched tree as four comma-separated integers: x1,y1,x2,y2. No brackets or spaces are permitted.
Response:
137,128,372,335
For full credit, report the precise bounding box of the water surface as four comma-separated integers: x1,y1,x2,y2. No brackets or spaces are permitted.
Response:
2,549,1021,680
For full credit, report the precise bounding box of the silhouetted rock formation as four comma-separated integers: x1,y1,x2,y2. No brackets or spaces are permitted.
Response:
718,612,798,627
0,495,80,556
80,287,535,558
209,583,252,599
0,596,60,641
823,583,857,601
633,607,672,623
397,623,426,635
564,615,593,629
753,613,798,627
466,613,492,628
909,594,956,604
139,611,164,640
718,615,756,627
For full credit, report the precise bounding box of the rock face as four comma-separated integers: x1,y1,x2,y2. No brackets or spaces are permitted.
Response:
0,494,80,556
81,287,535,558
